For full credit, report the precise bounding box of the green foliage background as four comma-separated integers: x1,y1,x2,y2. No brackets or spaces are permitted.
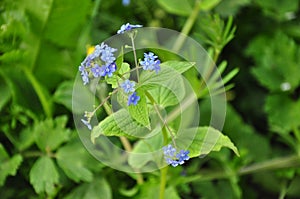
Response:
1,0,300,198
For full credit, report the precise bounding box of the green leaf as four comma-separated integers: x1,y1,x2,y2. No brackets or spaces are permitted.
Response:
128,88,150,128
0,144,23,186
201,0,222,11
175,126,239,158
160,61,195,74
106,62,130,88
29,156,59,195
91,109,149,143
140,62,193,107
64,177,112,199
34,116,71,151
265,94,300,134
157,0,192,16
128,131,163,169
56,139,98,182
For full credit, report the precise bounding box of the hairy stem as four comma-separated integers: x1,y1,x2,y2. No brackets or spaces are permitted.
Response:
130,35,140,82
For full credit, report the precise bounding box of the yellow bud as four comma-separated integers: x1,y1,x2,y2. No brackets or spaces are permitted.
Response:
87,46,95,55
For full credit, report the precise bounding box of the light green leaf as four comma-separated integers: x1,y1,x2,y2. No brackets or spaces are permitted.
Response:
0,144,23,186
160,61,195,74
64,177,112,199
56,139,99,182
91,109,149,143
106,63,130,88
157,0,192,16
201,0,222,11
34,116,71,151
175,126,239,158
128,88,150,128
128,132,163,169
29,156,59,195
140,62,191,107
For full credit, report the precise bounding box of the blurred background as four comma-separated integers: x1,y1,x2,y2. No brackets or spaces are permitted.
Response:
1,0,300,198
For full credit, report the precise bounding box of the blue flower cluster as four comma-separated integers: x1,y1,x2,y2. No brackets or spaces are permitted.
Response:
140,52,161,73
79,43,117,85
163,144,190,167
117,23,142,34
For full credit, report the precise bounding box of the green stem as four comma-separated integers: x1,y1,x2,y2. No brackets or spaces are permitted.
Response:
159,165,168,199
23,68,52,118
172,0,201,52
159,127,169,199
130,35,140,82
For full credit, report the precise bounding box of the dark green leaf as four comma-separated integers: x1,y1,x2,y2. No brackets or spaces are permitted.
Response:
64,177,112,199
0,144,23,186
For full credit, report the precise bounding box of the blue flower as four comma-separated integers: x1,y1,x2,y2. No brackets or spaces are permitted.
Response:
176,150,190,165
81,119,92,130
103,63,117,77
91,64,104,78
122,0,130,6
162,144,190,167
127,92,140,106
140,52,161,73
117,23,142,34
121,79,136,93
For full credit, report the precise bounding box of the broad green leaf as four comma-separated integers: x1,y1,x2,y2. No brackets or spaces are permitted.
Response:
34,116,71,151
64,177,112,199
140,62,192,107
91,109,149,143
128,88,150,128
0,144,23,186
157,0,192,16
175,126,239,158
17,126,36,151
265,94,300,134
106,62,130,88
56,139,99,182
160,61,195,75
128,131,163,169
201,0,222,11
29,156,59,195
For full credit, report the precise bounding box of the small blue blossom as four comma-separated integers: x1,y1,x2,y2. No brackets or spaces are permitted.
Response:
103,63,117,77
81,119,92,130
91,64,104,78
176,150,190,165
117,23,142,34
140,52,161,73
121,79,136,93
127,92,140,106
163,144,190,167
122,0,130,6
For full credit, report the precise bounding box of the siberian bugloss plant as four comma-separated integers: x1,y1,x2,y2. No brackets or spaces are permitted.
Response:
73,23,239,198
